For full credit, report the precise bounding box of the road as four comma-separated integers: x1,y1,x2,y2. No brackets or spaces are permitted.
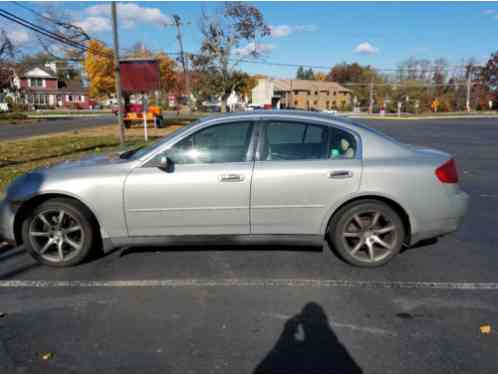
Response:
1,118,498,372
0,115,115,141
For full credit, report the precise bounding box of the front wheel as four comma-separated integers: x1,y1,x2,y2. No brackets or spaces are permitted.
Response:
328,200,405,267
22,198,96,267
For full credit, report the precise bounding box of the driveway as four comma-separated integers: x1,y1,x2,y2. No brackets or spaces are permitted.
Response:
1,118,497,372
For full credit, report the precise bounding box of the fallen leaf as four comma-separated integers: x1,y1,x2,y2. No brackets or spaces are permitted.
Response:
41,352,54,361
480,324,491,335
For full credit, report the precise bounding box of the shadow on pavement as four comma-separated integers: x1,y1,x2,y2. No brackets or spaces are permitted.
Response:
0,246,26,262
119,244,324,258
254,302,362,374
0,246,39,279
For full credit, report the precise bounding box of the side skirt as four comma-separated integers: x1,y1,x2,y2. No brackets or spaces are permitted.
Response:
104,234,324,251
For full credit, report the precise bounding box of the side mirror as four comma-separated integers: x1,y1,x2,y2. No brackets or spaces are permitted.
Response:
158,155,174,173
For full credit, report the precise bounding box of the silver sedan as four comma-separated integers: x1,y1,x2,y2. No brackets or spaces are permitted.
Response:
0,111,469,267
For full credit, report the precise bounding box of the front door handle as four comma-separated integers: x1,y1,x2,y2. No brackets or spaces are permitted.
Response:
328,170,353,179
219,173,245,182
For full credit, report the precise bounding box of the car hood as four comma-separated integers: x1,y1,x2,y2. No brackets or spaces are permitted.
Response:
33,153,128,172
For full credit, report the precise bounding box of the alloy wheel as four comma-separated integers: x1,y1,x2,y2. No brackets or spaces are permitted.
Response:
342,210,398,263
28,209,85,263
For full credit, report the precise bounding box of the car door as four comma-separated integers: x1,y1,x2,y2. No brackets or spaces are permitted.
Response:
124,121,256,236
251,120,362,235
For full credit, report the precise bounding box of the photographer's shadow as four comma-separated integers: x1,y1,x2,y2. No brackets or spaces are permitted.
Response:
255,302,362,374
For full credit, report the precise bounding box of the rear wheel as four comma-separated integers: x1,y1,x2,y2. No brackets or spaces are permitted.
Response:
22,198,96,267
328,200,405,267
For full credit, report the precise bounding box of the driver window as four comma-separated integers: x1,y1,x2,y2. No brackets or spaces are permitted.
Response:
165,122,253,164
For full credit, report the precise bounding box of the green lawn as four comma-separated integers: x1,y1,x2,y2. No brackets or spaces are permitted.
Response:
0,133,156,193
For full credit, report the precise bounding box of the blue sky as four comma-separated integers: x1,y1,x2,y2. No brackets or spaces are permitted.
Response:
3,1,498,77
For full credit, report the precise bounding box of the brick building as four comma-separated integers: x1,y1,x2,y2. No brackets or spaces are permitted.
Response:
251,77,351,111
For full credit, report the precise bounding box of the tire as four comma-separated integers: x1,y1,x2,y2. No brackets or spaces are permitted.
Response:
328,200,405,267
22,198,97,267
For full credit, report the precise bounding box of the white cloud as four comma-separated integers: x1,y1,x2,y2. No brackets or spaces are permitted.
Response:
269,24,317,38
83,3,173,29
270,25,292,37
293,24,318,33
353,42,379,55
74,16,111,33
7,29,30,44
235,42,274,56
483,9,496,14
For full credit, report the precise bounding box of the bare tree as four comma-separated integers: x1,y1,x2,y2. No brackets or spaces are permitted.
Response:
34,5,90,62
192,2,270,111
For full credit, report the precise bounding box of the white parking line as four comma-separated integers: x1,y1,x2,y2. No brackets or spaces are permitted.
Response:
1,279,498,290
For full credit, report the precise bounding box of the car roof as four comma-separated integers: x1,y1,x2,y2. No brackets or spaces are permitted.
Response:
200,110,346,123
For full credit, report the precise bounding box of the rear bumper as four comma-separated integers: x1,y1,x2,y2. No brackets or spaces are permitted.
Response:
0,199,16,244
411,190,469,244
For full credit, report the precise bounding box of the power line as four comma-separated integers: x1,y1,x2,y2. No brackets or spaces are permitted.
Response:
11,1,73,30
1,6,485,75
1,8,183,62
0,8,110,58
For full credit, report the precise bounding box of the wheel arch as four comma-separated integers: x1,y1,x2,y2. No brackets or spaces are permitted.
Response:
13,193,104,246
322,194,413,244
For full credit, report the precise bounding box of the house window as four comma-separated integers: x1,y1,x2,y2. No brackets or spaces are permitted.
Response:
326,101,330,109
67,95,73,102
30,78,43,87
294,100,298,106
333,91,337,96
33,94,48,105
313,100,318,105
314,91,318,95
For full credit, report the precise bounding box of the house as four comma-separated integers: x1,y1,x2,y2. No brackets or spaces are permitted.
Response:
12,63,91,109
251,77,352,111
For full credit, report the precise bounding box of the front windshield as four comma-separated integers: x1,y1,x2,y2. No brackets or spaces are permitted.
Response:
126,121,200,160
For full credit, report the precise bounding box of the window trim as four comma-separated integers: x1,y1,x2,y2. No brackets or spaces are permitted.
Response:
142,120,257,167
256,119,360,162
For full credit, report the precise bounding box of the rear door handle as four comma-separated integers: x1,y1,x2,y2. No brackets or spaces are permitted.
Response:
328,170,353,179
219,173,245,182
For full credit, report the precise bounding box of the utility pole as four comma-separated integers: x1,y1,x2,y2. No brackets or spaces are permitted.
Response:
368,80,374,114
466,67,472,113
173,15,191,111
111,2,125,145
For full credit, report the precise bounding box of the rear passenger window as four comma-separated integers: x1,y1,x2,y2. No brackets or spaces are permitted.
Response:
262,122,329,160
329,127,357,159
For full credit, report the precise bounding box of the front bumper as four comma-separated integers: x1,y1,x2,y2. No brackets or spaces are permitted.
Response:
0,199,17,244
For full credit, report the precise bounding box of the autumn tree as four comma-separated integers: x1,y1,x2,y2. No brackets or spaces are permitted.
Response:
327,62,385,108
314,71,327,81
83,40,115,98
156,52,178,94
192,2,270,111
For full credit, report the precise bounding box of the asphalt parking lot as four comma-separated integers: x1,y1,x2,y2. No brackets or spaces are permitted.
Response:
0,115,115,141
1,118,498,372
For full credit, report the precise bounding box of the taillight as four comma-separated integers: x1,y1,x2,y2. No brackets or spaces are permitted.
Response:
435,159,458,183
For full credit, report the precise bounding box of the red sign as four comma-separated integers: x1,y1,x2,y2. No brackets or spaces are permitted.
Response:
120,59,160,93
